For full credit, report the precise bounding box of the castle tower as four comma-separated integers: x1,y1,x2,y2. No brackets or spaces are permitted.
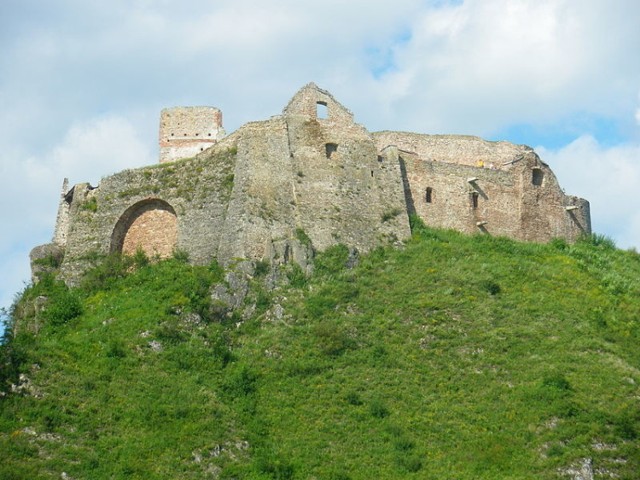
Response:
159,106,226,163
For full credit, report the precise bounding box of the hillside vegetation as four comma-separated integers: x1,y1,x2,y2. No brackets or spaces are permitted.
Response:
1,222,639,479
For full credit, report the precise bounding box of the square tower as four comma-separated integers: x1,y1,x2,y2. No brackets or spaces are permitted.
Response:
159,106,226,163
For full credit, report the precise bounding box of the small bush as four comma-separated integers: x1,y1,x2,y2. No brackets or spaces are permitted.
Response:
613,408,639,440
542,373,571,391
207,259,225,282
43,286,83,326
81,254,134,292
132,247,149,268
106,340,127,359
254,259,270,277
32,253,62,269
295,228,312,248
549,237,569,251
45,294,82,326
381,208,402,223
172,248,190,263
224,365,258,397
313,322,353,357
155,321,188,345
369,398,389,418
286,264,308,289
394,437,415,452
345,391,363,406
256,455,294,480
579,233,616,250
314,244,349,277
80,197,98,212
396,453,423,473
481,280,501,295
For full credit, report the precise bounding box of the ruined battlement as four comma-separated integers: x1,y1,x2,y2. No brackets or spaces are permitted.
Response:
373,131,532,168
31,83,590,284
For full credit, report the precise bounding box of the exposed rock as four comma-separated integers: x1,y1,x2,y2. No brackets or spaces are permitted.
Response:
559,458,594,480
29,243,64,283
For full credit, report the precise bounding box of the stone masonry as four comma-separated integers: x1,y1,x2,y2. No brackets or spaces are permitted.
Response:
30,83,590,284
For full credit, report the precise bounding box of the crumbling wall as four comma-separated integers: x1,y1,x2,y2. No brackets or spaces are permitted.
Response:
374,131,531,168
56,147,236,284
383,131,591,242
33,83,591,286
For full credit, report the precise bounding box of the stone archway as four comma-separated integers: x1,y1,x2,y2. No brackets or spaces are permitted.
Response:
111,199,178,258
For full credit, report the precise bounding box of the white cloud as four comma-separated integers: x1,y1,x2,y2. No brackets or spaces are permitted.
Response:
2,0,640,329
372,0,640,134
0,115,152,316
539,136,640,249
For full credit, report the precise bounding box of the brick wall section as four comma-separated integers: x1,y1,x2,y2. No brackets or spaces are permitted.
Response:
119,202,178,257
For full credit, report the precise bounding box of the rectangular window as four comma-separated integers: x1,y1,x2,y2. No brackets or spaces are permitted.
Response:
532,168,544,186
317,101,328,119
325,143,338,159
471,192,479,208
426,187,433,203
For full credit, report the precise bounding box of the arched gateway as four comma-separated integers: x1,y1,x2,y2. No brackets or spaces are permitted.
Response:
111,199,178,258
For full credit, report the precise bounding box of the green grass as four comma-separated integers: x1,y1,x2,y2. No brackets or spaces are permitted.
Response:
1,227,639,478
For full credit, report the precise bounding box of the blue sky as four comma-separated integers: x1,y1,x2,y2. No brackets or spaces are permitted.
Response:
1,0,640,331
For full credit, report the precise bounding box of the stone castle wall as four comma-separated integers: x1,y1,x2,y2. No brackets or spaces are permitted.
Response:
374,130,591,243
31,83,591,284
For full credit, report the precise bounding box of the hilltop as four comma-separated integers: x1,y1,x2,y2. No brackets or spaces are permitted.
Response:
2,224,639,479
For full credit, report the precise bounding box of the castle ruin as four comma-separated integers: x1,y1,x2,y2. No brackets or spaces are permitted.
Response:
30,83,590,283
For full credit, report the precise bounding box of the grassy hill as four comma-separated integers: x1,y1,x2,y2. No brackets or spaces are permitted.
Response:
1,222,639,479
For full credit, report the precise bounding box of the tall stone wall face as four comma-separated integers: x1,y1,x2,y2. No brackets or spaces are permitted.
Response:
399,152,523,238
516,158,590,242
392,134,590,242
286,117,409,252
216,118,298,262
216,115,411,262
159,106,226,163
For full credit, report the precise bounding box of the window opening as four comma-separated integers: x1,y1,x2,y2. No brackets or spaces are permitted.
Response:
325,143,338,159
532,168,544,186
471,192,479,208
317,101,328,119
426,187,433,203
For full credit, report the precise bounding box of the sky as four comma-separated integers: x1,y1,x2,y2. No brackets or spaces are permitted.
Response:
1,0,640,330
